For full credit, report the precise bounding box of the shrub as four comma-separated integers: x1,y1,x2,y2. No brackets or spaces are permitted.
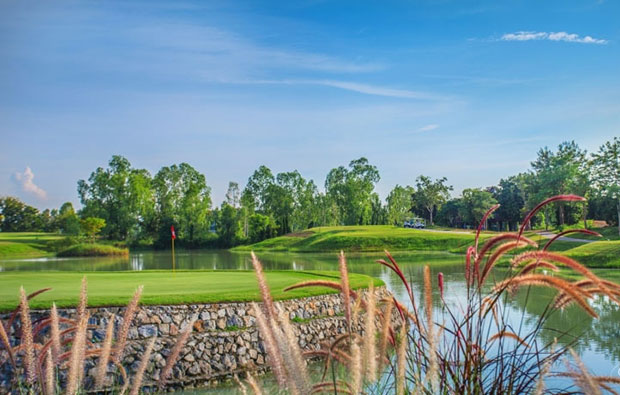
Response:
57,243,128,257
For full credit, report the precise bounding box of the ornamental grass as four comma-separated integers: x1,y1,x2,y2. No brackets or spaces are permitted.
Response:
242,194,620,394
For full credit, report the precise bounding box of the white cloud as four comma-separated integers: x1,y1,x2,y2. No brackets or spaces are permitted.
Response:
244,79,441,100
13,167,47,200
417,124,439,132
500,31,607,44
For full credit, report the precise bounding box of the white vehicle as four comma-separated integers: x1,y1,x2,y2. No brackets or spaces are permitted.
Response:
404,217,426,229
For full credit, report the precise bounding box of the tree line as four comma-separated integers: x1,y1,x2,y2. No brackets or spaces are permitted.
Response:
1,137,618,246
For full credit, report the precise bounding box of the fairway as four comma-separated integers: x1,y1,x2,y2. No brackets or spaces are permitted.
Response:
234,225,489,253
0,270,383,312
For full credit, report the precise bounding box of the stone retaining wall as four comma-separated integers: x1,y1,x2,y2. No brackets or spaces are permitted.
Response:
0,287,395,393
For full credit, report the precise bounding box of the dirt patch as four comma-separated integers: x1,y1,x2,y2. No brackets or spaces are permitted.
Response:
592,220,608,228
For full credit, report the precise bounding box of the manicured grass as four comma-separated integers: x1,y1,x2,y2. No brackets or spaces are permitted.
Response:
57,243,129,257
563,241,620,268
0,270,383,312
0,232,61,258
234,225,492,253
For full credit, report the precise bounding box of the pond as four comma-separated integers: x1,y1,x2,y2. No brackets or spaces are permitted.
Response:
1,249,619,390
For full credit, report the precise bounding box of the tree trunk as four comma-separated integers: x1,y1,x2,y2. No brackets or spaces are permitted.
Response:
428,206,433,226
583,202,588,229
617,200,620,237
559,203,565,226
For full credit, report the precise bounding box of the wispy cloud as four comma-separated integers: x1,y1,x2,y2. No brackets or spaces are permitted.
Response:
243,79,441,99
500,31,608,44
417,124,439,132
13,167,47,200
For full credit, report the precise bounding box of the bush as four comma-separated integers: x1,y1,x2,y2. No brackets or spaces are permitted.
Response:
47,236,82,252
57,243,128,257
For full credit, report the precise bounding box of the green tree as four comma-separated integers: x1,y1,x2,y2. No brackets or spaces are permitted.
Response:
325,157,380,225
58,202,81,235
78,155,154,240
369,192,386,225
225,182,241,208
386,185,414,225
530,141,588,226
0,196,43,231
264,171,318,234
217,203,244,247
412,176,452,226
459,189,497,228
436,199,464,228
80,217,106,241
153,163,212,246
591,137,620,235
243,166,275,212
248,213,278,243
492,176,526,231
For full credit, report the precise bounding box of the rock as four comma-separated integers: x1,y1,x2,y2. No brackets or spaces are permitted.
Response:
138,325,157,338
217,318,226,330
193,320,204,332
188,363,201,376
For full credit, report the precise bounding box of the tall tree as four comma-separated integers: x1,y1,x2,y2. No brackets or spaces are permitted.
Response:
386,185,414,225
591,137,620,235
153,163,212,245
216,203,244,247
459,189,497,228
243,166,275,213
0,196,43,232
325,157,380,225
412,176,452,226
492,176,526,231
58,202,81,235
225,182,241,208
530,141,588,226
78,155,154,240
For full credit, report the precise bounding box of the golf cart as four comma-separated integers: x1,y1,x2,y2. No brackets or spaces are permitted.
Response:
404,217,426,229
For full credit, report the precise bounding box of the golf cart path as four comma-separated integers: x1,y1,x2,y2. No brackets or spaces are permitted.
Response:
419,228,594,243
534,231,593,243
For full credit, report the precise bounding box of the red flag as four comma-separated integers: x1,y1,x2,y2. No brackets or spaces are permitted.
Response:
171,225,176,240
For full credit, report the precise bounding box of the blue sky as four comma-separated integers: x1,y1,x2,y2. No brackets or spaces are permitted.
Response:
1,0,619,209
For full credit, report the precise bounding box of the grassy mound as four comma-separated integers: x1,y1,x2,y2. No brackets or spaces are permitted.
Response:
0,232,61,258
57,243,129,257
563,240,620,268
0,270,383,311
234,225,491,253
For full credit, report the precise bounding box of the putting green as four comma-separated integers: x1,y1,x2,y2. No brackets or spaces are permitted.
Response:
0,270,383,312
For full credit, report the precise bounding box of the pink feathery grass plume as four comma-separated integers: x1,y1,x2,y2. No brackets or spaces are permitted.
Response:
251,252,277,322
438,272,444,299
130,336,156,395
113,285,143,363
339,251,352,329
543,229,601,251
475,204,500,253
0,318,14,367
19,287,36,384
517,194,586,241
159,319,195,387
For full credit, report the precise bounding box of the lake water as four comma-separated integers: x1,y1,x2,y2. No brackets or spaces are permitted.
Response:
1,249,619,390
